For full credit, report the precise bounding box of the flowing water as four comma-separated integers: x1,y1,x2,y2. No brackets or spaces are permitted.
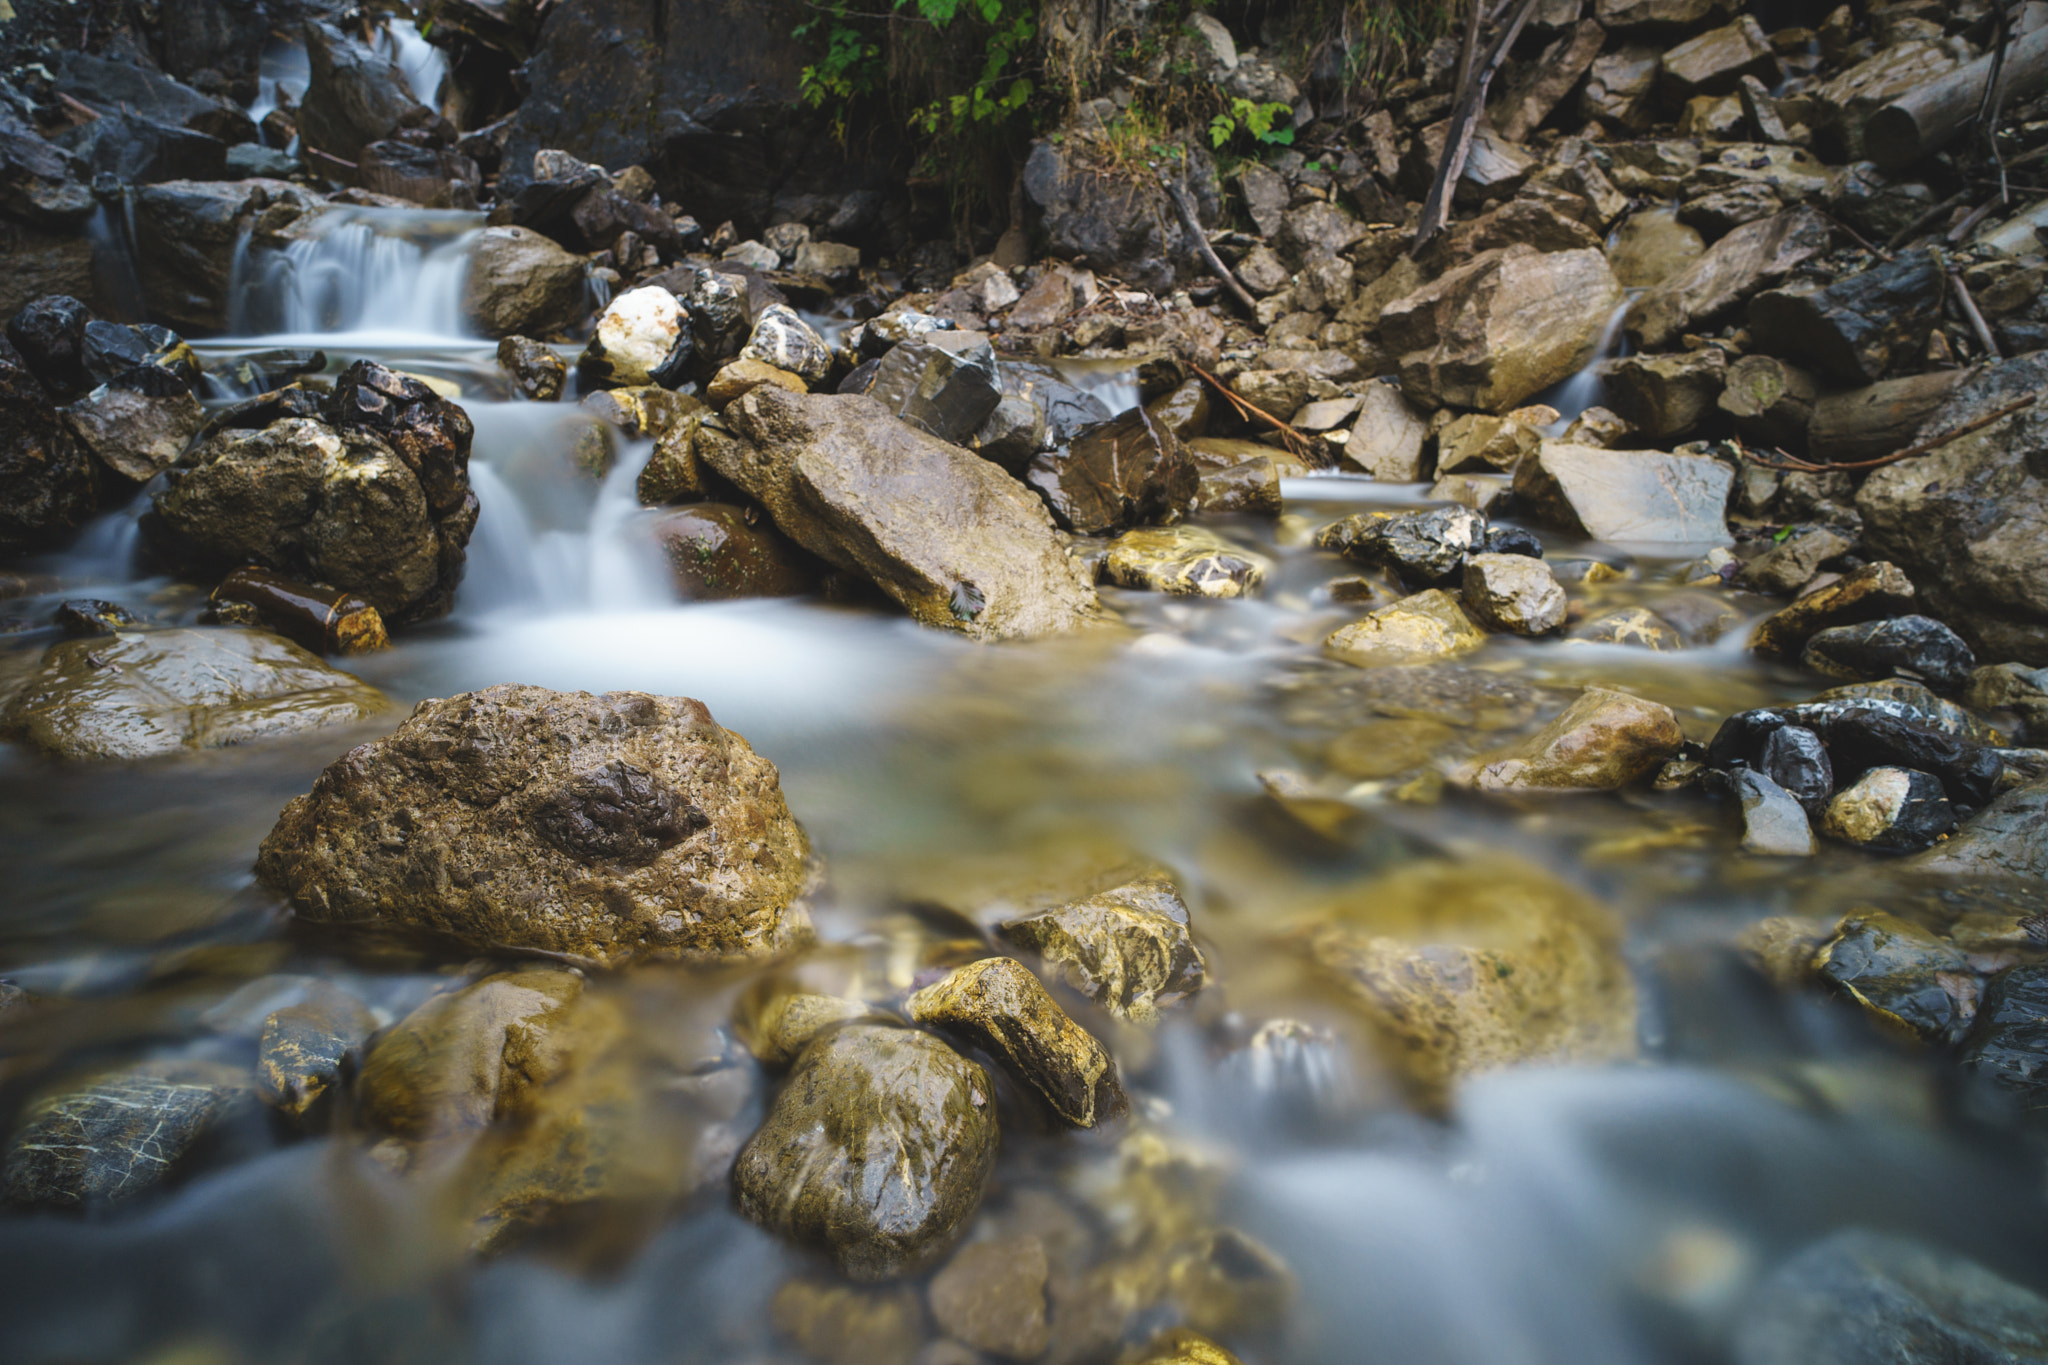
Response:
1,211,2044,1365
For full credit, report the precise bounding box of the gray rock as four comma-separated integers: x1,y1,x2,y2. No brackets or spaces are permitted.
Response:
1317,506,1488,586
61,384,204,484
740,304,830,385
1908,780,2048,880
2,1065,248,1208
1735,1229,2048,1365
463,226,589,339
1760,725,1833,815
1742,525,1853,596
733,1024,997,1280
716,388,1100,641
298,20,429,166
1513,442,1733,546
1462,553,1567,635
1737,770,1815,856
862,334,1001,445
256,684,816,967
1803,616,1976,692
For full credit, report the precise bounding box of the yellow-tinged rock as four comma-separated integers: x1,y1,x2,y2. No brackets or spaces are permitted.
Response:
1323,588,1487,666
908,956,1127,1128
1466,686,1685,792
707,357,808,407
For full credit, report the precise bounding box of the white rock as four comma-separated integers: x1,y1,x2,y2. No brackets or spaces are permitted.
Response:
589,286,685,386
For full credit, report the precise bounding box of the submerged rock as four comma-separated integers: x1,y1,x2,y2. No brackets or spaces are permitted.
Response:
256,987,376,1119
929,1235,1051,1360
715,388,1099,641
771,1280,924,1365
1735,1229,2048,1365
1129,1330,1245,1365
1,1064,248,1208
1812,912,1969,1041
999,873,1207,1024
0,628,387,761
1102,525,1269,599
908,956,1127,1129
1959,963,2048,1115
1469,687,1684,792
1324,589,1488,667
495,336,567,401
255,685,815,967
733,1023,998,1280
653,503,821,600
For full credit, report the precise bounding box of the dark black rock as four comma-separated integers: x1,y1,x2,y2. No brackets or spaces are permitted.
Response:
1734,1229,2048,1365
532,759,706,865
999,361,1113,447
53,599,139,637
838,357,882,396
865,336,1002,446
1822,766,1956,852
495,337,566,402
6,296,93,401
1482,525,1544,558
1709,699,2002,809
1,1068,244,1209
1705,707,1791,771
1316,506,1488,586
1813,911,1967,1039
0,127,95,232
82,321,198,397
0,335,97,558
677,268,749,366
206,384,328,434
1749,247,1947,388
1759,725,1833,815
1959,962,2048,1119
56,112,228,186
1803,614,1977,691
1026,404,1199,536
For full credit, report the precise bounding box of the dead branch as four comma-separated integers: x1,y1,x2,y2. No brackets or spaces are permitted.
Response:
1159,174,1257,317
1740,392,2036,473
1411,0,1543,255
1188,362,1319,464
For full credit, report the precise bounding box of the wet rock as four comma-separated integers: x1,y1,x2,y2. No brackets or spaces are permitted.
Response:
1300,859,1636,1104
1343,380,1430,481
359,139,482,210
255,684,815,966
124,180,314,335
1316,507,1487,586
1908,781,2048,881
908,956,1126,1130
1737,770,1816,856
1627,208,1832,351
0,628,386,761
929,1236,1050,1360
1570,606,1683,651
1324,589,1488,668
257,987,377,1119
358,969,586,1139
581,286,692,389
6,295,93,400
1959,963,2048,1115
1736,1229,2048,1365
1741,525,1853,597
862,335,1002,447
1380,245,1623,413
329,361,474,519
1027,406,1198,538
1600,350,1727,442
741,305,831,386
771,1280,924,1365
80,321,200,397
1749,562,1917,661
1189,450,1282,519
1469,686,1684,792
1821,767,1955,853
0,337,98,556
53,598,138,637
1513,442,1733,545
1606,206,1706,289
298,20,430,167
733,1023,997,1280
147,409,473,625
1461,554,1566,635
1803,617,1975,692
464,227,589,338
1759,725,1833,815
737,983,881,1068
716,389,1099,641
999,873,1206,1025
1750,248,1944,389
706,359,808,407
1815,910,1973,1040
969,395,1048,473
1103,526,1268,599
1129,1330,1245,1365
653,502,821,600
58,383,202,486
496,336,567,401
1856,358,2048,665
1967,664,2048,746
1,1064,247,1208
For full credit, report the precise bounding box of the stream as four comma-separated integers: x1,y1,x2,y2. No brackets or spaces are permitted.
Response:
1,202,2045,1365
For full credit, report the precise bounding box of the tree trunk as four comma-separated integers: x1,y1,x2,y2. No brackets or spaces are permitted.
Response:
1865,25,2048,171
1807,370,1968,465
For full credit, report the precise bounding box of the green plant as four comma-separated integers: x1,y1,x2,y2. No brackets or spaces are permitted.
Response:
1208,98,1294,150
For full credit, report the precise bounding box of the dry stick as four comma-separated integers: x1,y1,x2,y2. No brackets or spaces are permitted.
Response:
1948,269,2003,359
1411,0,1543,255
1159,174,1256,316
1740,393,2037,473
1820,210,1894,262
1948,194,2004,244
1887,188,1973,250
1187,362,1318,463
1976,0,2015,204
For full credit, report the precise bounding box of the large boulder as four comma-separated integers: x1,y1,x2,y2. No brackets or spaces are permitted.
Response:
462,226,589,338
1379,244,1622,412
1026,405,1198,537
255,684,816,966
0,628,388,761
1513,442,1733,546
733,1023,997,1280
0,337,97,557
298,20,431,168
1022,138,1222,294
145,364,475,625
1857,357,2048,664
712,388,1100,641
128,180,322,335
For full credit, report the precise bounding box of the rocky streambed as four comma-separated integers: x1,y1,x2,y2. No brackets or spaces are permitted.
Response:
5,2,2048,1364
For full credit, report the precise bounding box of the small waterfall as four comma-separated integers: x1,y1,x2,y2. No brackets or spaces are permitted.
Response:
226,207,482,343
377,19,448,109
1057,360,1143,416
84,201,147,323
1540,299,1633,432
246,39,311,127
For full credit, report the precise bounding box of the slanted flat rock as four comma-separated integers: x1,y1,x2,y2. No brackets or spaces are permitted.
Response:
255,684,815,966
1748,562,1917,661
1908,781,2048,880
909,956,1126,1129
716,388,1099,641
733,1023,997,1280
0,628,387,761
1626,208,1831,351
1513,442,1733,546
1324,589,1488,667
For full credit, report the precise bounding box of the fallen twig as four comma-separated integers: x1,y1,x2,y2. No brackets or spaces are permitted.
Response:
1411,0,1543,255
1821,210,1894,262
1947,269,2002,360
1738,392,2037,473
1188,362,1319,464
1158,174,1256,317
